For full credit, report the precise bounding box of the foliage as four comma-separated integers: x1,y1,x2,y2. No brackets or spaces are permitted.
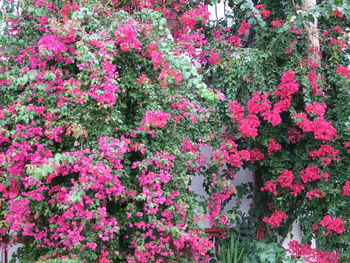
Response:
216,234,245,263
212,232,293,263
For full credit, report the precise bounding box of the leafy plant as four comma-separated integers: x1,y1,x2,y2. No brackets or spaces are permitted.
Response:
216,234,245,263
213,233,293,263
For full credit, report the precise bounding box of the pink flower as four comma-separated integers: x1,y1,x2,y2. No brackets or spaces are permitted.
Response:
261,109,282,126
86,242,97,250
238,115,260,138
37,34,68,55
254,4,270,19
320,215,346,236
141,110,171,128
271,20,284,27
336,65,350,79
267,139,281,155
300,165,326,184
247,91,271,114
309,144,339,166
295,115,337,141
332,9,344,18
254,4,265,9
277,170,294,188
259,10,270,19
274,70,299,99
263,210,288,227
249,148,265,163
342,181,350,196
287,241,340,263
38,16,48,26
228,101,245,121
179,4,209,31
227,35,241,47
346,142,350,154
208,52,221,65
288,183,305,197
288,129,303,143
238,20,251,35
305,102,327,116
261,180,278,196
114,20,142,52
285,41,296,54
306,189,324,200
312,118,337,141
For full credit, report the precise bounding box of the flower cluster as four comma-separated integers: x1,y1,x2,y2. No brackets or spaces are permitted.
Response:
306,188,324,200
343,181,350,196
238,20,250,36
300,165,329,183
114,20,142,52
261,180,278,196
287,241,340,263
179,4,209,32
309,144,339,166
319,215,346,236
267,139,281,155
254,5,270,19
141,110,172,129
294,113,337,141
262,210,288,228
336,65,350,79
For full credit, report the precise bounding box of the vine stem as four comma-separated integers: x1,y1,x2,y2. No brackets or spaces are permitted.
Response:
291,0,298,14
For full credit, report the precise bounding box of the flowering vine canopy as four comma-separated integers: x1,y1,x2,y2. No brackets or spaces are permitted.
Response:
0,0,350,262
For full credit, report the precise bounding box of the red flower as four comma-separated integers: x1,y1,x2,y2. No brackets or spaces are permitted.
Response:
238,20,251,35
259,10,270,19
238,114,260,138
342,181,350,196
267,139,281,155
336,65,350,79
263,210,288,227
261,180,278,196
309,144,339,166
277,170,294,188
228,101,245,122
271,20,284,27
306,189,324,200
287,241,340,263
300,165,327,184
332,9,344,18
247,91,271,114
320,215,346,236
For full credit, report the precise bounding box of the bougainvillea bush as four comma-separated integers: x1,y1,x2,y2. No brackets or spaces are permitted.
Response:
201,0,350,262
1,0,350,262
0,0,227,262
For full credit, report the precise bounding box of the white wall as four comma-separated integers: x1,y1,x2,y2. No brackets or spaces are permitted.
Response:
191,145,302,251
208,0,234,26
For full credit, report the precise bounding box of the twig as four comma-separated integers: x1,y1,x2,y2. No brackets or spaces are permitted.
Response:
291,0,298,14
